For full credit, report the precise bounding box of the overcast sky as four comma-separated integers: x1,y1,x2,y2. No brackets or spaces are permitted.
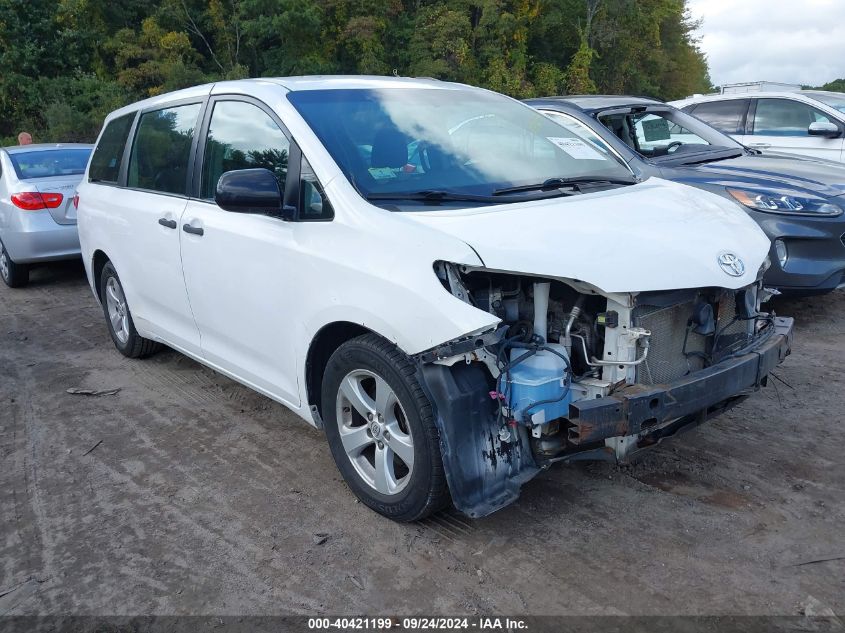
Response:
687,0,845,88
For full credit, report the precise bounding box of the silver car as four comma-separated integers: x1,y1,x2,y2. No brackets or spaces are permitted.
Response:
0,143,92,287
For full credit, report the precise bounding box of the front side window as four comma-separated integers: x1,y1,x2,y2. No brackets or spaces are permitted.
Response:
752,99,834,136
90,113,135,183
10,148,92,180
287,88,634,209
598,108,740,160
687,100,747,134
127,103,202,195
201,100,290,200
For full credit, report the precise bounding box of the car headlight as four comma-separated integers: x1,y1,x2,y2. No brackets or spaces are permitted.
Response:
727,188,843,216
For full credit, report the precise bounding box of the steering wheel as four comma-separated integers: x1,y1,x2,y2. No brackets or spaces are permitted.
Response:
665,141,683,154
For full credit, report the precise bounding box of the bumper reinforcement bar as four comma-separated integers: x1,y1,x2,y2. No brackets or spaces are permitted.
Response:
568,317,794,445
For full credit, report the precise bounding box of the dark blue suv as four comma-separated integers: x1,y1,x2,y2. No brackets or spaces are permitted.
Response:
526,96,845,295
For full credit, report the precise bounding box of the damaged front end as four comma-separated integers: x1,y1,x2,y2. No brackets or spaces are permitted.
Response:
414,262,793,518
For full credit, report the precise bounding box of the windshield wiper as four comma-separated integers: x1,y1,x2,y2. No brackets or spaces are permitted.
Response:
365,190,501,203
671,149,745,165
492,176,636,196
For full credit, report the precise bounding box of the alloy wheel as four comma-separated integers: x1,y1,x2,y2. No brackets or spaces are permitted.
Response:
335,369,414,495
0,248,8,282
105,276,130,345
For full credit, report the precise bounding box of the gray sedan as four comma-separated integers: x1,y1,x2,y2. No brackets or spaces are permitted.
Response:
0,143,92,287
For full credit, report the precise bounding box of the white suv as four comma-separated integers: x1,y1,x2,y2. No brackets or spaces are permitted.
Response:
78,77,793,521
671,91,845,162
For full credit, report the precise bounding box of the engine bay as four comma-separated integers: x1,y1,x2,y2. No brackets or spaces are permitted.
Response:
431,261,777,468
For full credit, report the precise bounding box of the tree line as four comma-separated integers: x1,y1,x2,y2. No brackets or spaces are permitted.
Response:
0,0,713,145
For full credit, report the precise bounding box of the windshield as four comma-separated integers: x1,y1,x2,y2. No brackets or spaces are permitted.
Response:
288,88,633,207
541,110,619,156
804,92,845,114
597,108,743,162
9,148,92,179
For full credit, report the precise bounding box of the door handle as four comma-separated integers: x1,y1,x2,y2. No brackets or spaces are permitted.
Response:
182,223,204,236
158,218,177,229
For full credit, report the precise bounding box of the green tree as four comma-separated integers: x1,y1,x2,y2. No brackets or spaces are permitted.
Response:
0,0,714,143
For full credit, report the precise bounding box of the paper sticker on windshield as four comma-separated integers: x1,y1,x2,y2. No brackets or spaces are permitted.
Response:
641,118,671,142
546,136,607,160
368,167,397,180
547,137,607,161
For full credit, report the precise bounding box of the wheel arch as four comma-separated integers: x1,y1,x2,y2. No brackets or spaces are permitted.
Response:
305,321,375,422
91,249,111,302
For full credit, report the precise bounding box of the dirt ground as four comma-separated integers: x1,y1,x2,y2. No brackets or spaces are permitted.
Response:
1,260,843,617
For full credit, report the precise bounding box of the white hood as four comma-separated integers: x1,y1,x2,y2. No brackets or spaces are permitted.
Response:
403,178,770,293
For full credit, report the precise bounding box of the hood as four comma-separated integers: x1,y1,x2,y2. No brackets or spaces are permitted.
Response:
402,178,770,294
664,151,845,198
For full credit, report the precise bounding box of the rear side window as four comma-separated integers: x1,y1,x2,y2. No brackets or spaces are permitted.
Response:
128,103,202,195
89,113,135,183
688,100,747,134
200,100,290,199
10,148,92,179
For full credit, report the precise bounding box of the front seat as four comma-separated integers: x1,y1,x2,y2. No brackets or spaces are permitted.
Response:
371,128,409,168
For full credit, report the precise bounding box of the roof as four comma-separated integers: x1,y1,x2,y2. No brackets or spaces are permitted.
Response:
106,75,470,121
671,90,839,106
525,95,663,112
2,143,93,153
263,75,457,92
802,90,845,99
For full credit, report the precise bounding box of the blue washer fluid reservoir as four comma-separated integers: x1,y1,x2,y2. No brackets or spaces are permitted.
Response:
508,343,571,425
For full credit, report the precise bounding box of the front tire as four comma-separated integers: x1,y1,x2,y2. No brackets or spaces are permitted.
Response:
321,334,449,521
99,261,160,358
0,241,29,288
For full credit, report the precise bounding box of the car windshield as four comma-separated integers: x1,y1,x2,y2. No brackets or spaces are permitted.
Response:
598,107,743,162
9,148,92,179
287,88,633,207
804,92,845,114
540,110,620,156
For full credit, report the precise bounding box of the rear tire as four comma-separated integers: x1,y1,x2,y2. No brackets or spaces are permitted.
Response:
321,334,449,521
99,261,161,358
0,241,29,288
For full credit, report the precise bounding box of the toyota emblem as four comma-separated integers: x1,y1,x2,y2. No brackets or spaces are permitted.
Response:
718,252,745,277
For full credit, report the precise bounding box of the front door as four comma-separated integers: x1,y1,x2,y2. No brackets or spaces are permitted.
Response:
743,98,845,161
179,98,302,405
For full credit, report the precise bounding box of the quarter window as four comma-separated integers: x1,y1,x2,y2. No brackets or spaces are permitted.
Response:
89,112,135,184
200,100,290,200
127,103,202,195
752,99,834,136
299,157,334,220
687,100,747,134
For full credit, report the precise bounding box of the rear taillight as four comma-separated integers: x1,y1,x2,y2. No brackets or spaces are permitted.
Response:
72,194,80,210
11,192,64,210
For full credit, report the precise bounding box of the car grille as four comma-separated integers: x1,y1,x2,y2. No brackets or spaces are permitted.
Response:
634,290,754,385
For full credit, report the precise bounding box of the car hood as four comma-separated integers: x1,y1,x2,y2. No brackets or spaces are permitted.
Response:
664,151,845,198
402,178,770,294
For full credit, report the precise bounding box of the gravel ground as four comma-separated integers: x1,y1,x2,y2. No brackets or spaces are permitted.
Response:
1,260,843,617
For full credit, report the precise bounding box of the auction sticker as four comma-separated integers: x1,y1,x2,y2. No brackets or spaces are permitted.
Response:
547,136,606,160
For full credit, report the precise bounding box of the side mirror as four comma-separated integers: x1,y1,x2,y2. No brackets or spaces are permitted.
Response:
808,121,841,138
215,168,295,220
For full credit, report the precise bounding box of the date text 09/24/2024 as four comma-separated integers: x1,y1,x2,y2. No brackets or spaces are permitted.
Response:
307,617,528,630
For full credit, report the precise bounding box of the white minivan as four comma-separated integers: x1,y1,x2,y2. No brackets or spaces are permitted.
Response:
78,77,793,521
